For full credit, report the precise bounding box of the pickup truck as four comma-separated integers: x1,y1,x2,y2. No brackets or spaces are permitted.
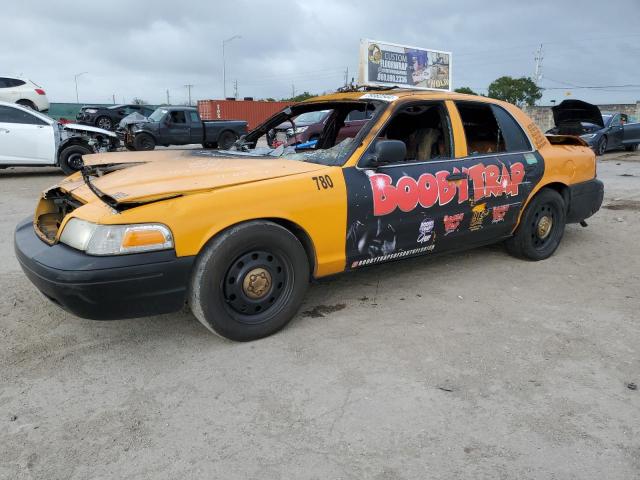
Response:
546,99,640,155
119,106,247,151
0,100,118,174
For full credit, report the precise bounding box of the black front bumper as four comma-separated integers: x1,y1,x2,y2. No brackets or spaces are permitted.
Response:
567,178,604,223
14,218,194,320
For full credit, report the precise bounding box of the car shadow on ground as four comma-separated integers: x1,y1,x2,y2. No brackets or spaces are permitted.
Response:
0,167,62,178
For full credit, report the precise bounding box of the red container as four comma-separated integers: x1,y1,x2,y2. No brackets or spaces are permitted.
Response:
198,99,292,130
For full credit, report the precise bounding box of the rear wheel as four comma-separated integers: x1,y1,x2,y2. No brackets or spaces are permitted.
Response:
217,130,238,150
16,99,37,111
133,133,156,151
189,221,310,341
596,136,607,156
95,116,113,130
505,189,566,261
59,144,91,175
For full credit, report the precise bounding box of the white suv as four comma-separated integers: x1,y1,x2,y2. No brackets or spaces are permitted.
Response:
0,76,50,112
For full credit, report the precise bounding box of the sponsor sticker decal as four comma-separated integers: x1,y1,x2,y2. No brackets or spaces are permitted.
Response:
491,205,510,223
524,153,538,165
443,213,464,235
359,93,399,102
470,203,489,231
351,245,435,268
417,218,435,244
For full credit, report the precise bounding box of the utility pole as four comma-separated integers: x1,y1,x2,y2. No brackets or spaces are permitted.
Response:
344,67,349,87
222,35,241,99
74,72,88,103
166,89,170,105
291,83,295,99
185,84,193,106
234,79,238,99
534,43,544,86
112,94,116,104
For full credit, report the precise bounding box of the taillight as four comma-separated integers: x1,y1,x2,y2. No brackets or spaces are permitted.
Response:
35,88,46,95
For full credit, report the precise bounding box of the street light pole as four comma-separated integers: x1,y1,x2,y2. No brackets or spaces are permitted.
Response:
222,35,241,99
74,72,88,103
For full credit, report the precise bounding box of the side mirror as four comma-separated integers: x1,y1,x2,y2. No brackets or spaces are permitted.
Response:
366,140,406,168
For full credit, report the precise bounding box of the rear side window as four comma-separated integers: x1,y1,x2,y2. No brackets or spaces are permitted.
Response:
0,105,47,125
456,102,531,155
491,105,532,152
0,78,26,88
189,111,199,123
0,78,8,88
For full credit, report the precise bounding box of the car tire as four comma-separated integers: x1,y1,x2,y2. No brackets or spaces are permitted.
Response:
124,142,136,151
505,188,566,261
59,144,91,175
133,133,156,151
596,136,607,156
95,116,113,130
189,220,310,341
217,130,238,150
16,99,38,111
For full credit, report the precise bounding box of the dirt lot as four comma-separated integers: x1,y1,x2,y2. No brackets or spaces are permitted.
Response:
1,151,639,479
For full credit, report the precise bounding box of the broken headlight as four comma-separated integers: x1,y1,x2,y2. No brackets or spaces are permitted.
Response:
59,218,174,255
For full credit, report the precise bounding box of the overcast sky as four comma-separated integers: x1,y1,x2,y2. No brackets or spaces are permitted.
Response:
2,0,639,106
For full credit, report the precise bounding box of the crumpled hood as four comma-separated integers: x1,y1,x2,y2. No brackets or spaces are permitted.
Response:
63,123,118,138
58,150,328,205
552,100,604,128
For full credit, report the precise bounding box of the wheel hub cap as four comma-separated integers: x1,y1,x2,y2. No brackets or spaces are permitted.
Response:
242,268,272,299
537,215,553,239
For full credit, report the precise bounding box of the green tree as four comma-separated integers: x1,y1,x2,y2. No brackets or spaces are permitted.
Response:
281,91,315,102
487,76,541,106
131,97,148,105
454,86,477,95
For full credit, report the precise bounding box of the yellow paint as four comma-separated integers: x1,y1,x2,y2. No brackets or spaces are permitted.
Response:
35,90,597,278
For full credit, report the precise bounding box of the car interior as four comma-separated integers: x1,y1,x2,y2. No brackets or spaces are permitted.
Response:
456,102,507,155
379,103,452,161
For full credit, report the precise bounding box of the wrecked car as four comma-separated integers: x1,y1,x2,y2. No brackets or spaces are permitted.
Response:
76,104,156,131
546,99,640,155
117,106,247,150
15,90,603,341
0,100,119,173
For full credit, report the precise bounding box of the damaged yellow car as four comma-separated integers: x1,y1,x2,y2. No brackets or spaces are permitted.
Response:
15,90,603,340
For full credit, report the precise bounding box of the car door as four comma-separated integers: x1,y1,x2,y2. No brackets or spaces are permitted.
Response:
188,110,203,143
450,101,544,247
344,101,467,269
167,110,190,144
608,114,624,149
0,104,55,165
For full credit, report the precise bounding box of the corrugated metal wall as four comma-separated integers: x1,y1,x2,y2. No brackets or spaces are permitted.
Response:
198,100,291,130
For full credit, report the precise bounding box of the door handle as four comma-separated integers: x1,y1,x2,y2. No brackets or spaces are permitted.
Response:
446,172,467,181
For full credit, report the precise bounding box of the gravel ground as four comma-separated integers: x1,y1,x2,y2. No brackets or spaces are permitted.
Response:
1,151,639,479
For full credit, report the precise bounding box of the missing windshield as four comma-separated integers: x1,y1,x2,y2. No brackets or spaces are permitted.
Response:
233,100,383,166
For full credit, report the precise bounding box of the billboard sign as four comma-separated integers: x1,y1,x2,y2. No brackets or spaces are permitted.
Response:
359,39,451,91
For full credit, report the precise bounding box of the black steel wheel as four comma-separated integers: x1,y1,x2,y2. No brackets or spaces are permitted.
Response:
133,133,156,151
95,116,113,130
218,130,237,150
505,188,566,260
58,144,91,175
189,220,309,341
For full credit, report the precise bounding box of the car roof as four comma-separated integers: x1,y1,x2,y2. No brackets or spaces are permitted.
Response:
0,100,54,124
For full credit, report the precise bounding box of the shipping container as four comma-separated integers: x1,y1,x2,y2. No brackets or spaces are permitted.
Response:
198,99,291,130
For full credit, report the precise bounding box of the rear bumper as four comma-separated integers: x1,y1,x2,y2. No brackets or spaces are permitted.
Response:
567,178,604,223
14,218,194,320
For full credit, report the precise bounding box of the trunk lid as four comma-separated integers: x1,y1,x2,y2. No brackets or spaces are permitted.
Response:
552,100,604,128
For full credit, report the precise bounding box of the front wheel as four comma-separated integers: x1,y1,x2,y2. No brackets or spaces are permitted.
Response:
58,144,91,175
505,189,566,261
133,133,156,151
596,136,607,156
189,221,310,341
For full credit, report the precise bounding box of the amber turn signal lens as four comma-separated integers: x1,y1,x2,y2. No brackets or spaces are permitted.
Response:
122,229,167,248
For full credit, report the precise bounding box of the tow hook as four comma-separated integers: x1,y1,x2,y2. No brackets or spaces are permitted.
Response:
580,220,588,227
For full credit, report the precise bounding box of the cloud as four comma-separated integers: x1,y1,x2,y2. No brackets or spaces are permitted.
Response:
1,0,639,105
